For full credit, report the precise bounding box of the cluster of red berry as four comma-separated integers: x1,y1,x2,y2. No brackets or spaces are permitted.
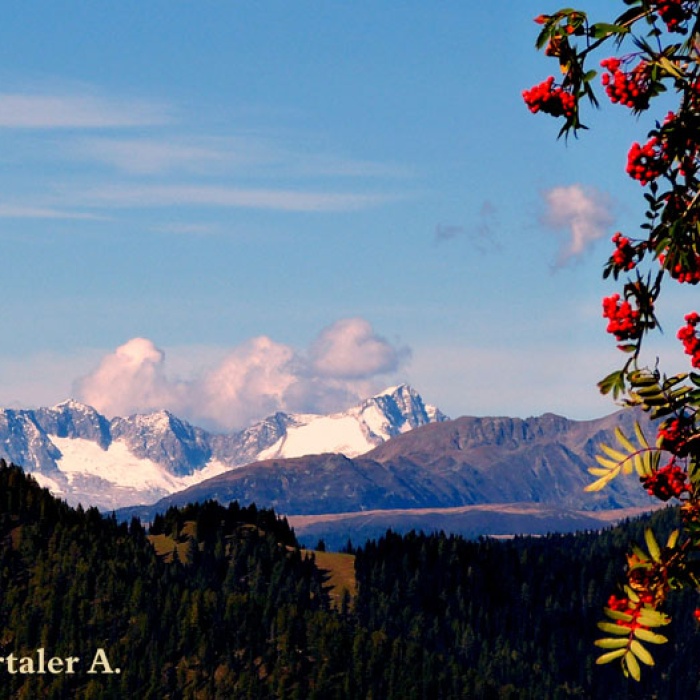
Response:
659,251,700,284
657,418,691,456
641,461,691,500
627,137,670,185
677,312,700,367
603,294,641,341
522,76,576,118
611,232,637,270
652,0,693,32
600,57,652,110
607,594,654,630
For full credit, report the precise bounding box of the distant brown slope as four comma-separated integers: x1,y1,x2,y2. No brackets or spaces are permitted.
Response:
123,409,656,522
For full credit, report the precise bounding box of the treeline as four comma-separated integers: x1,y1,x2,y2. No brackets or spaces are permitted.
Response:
0,461,699,698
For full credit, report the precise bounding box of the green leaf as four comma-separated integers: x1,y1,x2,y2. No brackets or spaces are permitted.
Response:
657,56,684,79
651,405,675,420
666,529,680,549
595,647,627,665
630,370,660,387
662,373,688,389
598,370,626,398
670,386,692,402
634,627,668,644
615,6,645,25
590,22,628,38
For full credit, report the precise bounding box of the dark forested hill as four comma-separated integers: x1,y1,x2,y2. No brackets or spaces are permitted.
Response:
1,460,699,698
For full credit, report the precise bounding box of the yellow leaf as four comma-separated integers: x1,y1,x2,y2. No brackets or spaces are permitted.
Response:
595,455,619,470
595,637,629,649
634,421,649,448
644,528,661,562
637,608,671,627
625,650,641,681
630,640,654,666
615,426,636,453
585,473,616,492
600,443,628,462
597,621,631,636
604,608,634,622
595,648,627,665
634,628,668,644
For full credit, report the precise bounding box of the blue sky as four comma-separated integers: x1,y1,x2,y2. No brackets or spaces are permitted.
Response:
0,1,687,429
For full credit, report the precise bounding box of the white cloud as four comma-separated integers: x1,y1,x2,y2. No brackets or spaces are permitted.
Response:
0,93,169,129
71,133,412,180
73,319,409,430
0,204,104,220
73,183,393,212
75,137,231,175
75,338,187,418
310,318,406,379
541,184,614,265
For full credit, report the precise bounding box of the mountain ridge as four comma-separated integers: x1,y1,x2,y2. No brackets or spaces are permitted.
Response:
0,384,444,510
121,407,658,525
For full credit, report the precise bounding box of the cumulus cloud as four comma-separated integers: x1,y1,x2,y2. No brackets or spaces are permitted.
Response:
75,338,187,418
74,319,409,431
541,184,614,265
310,318,404,379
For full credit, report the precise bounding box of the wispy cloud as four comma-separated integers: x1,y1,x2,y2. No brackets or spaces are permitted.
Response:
72,134,413,180
0,93,170,129
73,184,395,212
0,87,408,223
434,201,500,251
0,204,105,220
74,137,232,175
541,184,615,266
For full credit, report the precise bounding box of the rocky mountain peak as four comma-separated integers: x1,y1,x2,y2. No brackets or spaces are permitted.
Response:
0,385,446,509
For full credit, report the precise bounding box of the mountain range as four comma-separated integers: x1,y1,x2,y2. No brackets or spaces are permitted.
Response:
0,385,664,546
118,407,662,546
0,385,444,510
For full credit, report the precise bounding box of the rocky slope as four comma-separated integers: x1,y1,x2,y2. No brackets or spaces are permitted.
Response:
0,385,444,510
120,408,658,527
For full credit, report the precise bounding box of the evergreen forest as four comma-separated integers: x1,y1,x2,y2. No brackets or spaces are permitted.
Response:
0,460,699,699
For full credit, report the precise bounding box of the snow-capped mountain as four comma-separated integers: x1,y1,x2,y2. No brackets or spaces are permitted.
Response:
0,385,445,510
257,385,447,460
